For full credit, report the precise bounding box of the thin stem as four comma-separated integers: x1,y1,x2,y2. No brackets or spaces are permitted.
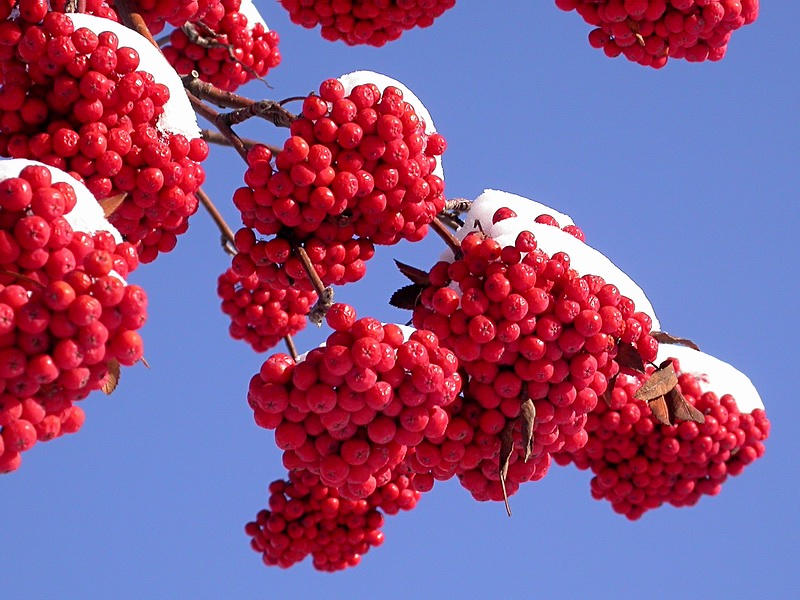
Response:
186,92,250,161
431,217,462,256
221,100,297,129
284,335,299,361
181,73,255,109
293,246,334,326
196,188,236,255
155,34,171,47
201,129,278,154
444,197,472,213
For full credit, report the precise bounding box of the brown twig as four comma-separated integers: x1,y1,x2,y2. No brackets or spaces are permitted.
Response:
196,188,236,255
155,33,171,47
115,0,160,48
292,246,334,325
431,217,462,256
221,100,297,129
181,73,255,109
201,129,274,152
284,335,299,361
444,197,472,213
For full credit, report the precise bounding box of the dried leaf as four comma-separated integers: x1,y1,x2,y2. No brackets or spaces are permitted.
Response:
520,398,535,462
98,193,126,218
602,373,619,406
102,359,120,395
649,395,671,425
0,269,44,287
394,260,430,286
666,388,706,424
389,284,423,310
634,362,678,402
616,342,646,374
499,421,515,517
651,331,700,351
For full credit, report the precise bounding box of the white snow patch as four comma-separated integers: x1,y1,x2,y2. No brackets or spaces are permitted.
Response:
238,0,268,29
457,189,574,241
442,222,660,330
0,159,122,243
69,14,201,141
338,70,444,181
656,343,765,413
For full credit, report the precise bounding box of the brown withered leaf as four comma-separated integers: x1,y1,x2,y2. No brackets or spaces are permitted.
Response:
98,193,127,218
520,398,536,463
389,284,423,311
602,373,619,407
634,362,678,402
649,395,671,425
616,342,646,374
651,331,700,351
0,269,44,287
102,359,120,395
394,260,430,286
666,387,705,424
498,421,515,517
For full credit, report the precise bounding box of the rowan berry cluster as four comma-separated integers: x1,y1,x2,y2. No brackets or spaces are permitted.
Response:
555,0,759,67
278,0,456,46
248,303,460,501
230,77,445,289
0,9,209,262
555,355,770,519
246,470,386,572
0,162,146,473
162,0,282,93
410,208,657,502
217,265,316,352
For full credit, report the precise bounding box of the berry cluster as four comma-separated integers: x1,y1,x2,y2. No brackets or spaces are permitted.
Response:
411,208,658,502
163,0,281,93
279,0,456,46
217,263,316,352
248,303,460,501
555,354,770,520
50,0,121,23
555,0,759,67
0,11,209,262
246,470,383,572
0,162,147,473
107,0,223,34
231,76,445,289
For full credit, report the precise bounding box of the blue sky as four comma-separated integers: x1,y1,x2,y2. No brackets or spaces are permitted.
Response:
3,3,798,599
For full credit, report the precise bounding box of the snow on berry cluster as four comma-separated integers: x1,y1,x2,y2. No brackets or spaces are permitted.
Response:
555,344,770,520
230,73,445,290
163,0,281,93
410,200,660,503
279,0,456,46
0,160,147,474
555,0,759,67
0,12,208,262
217,261,317,352
246,465,420,572
248,304,460,501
